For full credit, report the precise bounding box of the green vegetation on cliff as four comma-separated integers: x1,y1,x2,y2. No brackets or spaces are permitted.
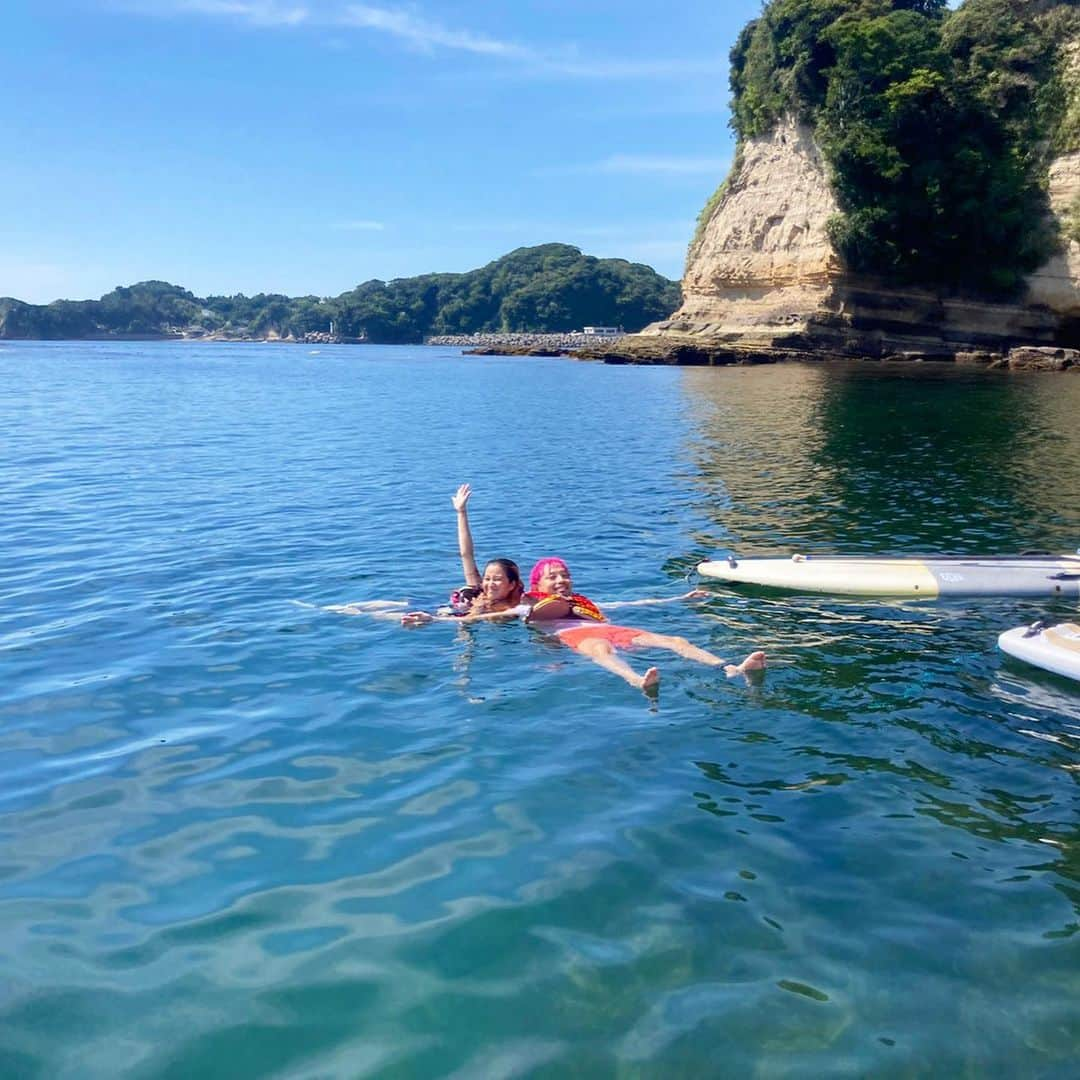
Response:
0,245,680,343
719,0,1080,294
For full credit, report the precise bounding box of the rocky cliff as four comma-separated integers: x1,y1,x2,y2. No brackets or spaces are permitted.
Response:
589,3,1080,369
598,112,1080,366
637,115,847,355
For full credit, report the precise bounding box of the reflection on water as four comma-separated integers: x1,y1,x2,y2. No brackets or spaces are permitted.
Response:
677,361,1080,1037
681,362,1080,554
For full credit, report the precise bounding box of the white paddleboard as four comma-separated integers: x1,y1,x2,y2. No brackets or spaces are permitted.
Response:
696,553,1080,598
998,622,1080,682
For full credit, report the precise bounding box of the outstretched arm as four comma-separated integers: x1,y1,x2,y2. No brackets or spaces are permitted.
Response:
457,606,525,624
452,483,482,587
402,605,526,628
602,589,709,610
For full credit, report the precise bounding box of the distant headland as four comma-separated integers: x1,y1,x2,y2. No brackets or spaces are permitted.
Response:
0,244,679,346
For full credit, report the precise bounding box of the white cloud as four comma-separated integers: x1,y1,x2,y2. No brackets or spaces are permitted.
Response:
124,1,526,53
341,4,526,57
117,1,715,82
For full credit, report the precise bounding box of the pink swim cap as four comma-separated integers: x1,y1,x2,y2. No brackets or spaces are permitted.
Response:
529,557,568,593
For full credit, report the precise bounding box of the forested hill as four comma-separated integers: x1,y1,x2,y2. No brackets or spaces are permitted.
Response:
0,245,681,344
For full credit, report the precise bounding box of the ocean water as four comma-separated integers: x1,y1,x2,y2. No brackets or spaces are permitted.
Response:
1,341,1078,1078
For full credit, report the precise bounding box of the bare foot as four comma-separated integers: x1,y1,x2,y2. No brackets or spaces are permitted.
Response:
725,651,766,677
640,666,661,696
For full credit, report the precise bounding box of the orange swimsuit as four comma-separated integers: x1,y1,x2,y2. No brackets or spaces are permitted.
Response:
527,591,645,650
557,623,647,649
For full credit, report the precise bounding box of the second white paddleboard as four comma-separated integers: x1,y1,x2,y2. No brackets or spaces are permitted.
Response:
998,622,1080,682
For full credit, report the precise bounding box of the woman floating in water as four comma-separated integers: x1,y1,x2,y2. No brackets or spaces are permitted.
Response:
448,483,525,617
406,484,766,694
523,556,766,694
329,484,523,622
399,483,524,624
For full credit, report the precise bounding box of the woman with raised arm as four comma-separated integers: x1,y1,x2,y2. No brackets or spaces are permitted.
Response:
401,485,524,625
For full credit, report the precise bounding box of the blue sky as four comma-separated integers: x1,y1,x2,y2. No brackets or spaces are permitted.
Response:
5,1,765,303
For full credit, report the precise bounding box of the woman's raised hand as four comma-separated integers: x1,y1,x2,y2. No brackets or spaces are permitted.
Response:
451,483,472,512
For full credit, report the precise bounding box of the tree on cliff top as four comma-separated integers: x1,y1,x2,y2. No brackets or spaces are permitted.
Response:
722,0,1079,294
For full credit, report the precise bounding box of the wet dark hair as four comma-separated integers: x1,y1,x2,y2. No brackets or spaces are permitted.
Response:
483,558,524,607
450,584,483,608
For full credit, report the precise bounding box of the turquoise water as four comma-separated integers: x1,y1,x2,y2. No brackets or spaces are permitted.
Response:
2,342,1078,1077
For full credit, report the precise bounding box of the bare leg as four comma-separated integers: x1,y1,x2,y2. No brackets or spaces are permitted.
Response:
331,600,409,612
325,600,409,619
571,636,660,695
629,632,766,678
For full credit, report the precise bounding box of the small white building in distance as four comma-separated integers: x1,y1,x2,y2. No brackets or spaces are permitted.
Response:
582,326,622,336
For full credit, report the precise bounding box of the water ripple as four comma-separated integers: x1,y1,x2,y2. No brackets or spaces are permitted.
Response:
1,345,1078,1076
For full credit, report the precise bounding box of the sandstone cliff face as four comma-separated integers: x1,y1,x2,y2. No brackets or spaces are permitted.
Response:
1029,40,1080,322
1025,147,1080,323
619,111,1080,362
637,116,843,350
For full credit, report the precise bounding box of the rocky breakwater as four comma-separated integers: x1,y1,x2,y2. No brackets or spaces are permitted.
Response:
581,114,1080,369
428,332,625,356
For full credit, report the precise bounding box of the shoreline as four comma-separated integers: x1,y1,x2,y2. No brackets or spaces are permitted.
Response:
568,342,1080,372
0,330,363,345
439,334,1079,371
3,334,1077,371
